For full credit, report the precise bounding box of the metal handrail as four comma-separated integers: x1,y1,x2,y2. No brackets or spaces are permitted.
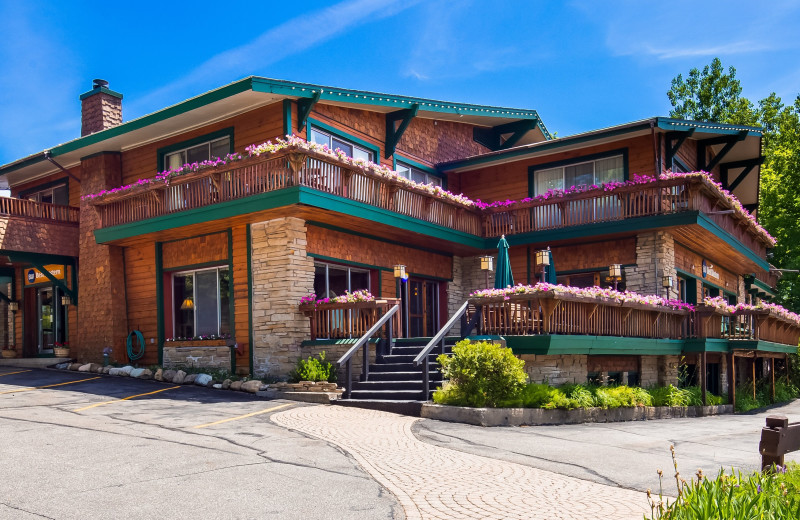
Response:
413,300,483,400
336,304,399,399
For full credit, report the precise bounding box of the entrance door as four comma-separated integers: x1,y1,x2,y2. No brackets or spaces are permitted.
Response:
38,287,55,355
406,279,439,337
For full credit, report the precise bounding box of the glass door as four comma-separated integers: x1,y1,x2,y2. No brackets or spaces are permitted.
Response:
406,279,439,337
37,286,65,355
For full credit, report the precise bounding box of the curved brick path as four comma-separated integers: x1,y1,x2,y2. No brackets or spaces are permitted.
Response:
272,406,649,520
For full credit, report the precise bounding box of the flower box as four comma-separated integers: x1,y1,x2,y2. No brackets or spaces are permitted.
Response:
165,339,229,348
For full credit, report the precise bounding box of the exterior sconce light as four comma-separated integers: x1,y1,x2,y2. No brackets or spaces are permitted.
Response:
479,255,494,289
393,264,407,279
662,275,673,288
61,295,72,306
8,301,18,313
606,264,623,291
536,249,550,284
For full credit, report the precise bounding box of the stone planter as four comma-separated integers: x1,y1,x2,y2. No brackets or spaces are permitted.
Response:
1,349,17,359
53,347,70,357
165,339,228,348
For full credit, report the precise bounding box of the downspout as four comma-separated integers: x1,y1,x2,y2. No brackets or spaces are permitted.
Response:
44,151,81,184
650,121,660,174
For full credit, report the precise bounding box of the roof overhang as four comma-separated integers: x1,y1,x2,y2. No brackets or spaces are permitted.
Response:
0,77,549,188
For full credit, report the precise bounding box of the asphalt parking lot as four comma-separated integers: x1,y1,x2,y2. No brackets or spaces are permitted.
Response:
0,368,401,520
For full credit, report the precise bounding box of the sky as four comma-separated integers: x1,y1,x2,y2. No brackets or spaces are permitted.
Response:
1,0,799,166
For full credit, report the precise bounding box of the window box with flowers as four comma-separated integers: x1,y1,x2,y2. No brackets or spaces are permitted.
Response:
164,334,232,348
53,342,70,357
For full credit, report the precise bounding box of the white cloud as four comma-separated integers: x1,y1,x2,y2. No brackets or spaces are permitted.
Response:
131,0,423,115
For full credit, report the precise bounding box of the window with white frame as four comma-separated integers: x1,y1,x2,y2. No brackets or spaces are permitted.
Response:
23,181,68,206
313,262,370,298
309,127,373,163
396,161,441,186
172,266,230,338
533,155,624,195
164,136,231,171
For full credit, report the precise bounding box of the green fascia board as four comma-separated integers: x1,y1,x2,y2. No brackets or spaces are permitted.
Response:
752,277,776,295
695,213,769,270
440,121,654,171
3,250,77,265
682,338,731,353
655,117,762,136
494,212,698,248
729,340,797,354
506,335,685,356
93,186,485,249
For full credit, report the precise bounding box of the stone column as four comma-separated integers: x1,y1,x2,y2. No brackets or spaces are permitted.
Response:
77,152,128,363
447,255,490,334
250,217,315,378
624,231,676,297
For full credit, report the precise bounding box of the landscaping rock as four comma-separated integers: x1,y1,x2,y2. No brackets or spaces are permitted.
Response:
241,380,261,393
54,362,69,370
118,365,134,377
108,367,123,376
154,369,163,381
184,373,197,385
102,365,112,374
137,369,153,380
230,380,243,391
162,369,176,382
194,374,212,386
130,368,145,378
172,370,186,385
68,363,82,371
92,364,104,373
78,364,93,372
222,379,232,390
212,384,222,389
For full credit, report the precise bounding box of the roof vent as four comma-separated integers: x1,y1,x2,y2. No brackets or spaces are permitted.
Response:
93,79,109,89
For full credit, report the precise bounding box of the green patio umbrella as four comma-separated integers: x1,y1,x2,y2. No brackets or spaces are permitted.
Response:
546,248,557,284
494,235,514,289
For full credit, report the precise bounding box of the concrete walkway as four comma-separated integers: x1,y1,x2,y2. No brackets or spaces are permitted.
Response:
272,405,650,520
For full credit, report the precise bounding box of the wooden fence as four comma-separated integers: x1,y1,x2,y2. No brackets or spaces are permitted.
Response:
0,197,79,224
692,305,800,346
301,298,402,340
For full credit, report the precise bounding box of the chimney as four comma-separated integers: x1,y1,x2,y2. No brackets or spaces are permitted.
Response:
80,79,123,136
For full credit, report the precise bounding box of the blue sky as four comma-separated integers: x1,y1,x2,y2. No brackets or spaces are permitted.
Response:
1,0,798,165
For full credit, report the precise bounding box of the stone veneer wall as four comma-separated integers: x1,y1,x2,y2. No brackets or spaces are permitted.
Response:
163,345,231,371
624,231,676,297
520,355,588,386
250,217,315,378
447,255,490,334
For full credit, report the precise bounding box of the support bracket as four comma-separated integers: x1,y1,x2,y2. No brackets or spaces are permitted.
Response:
665,129,695,167
721,156,765,192
473,119,538,151
296,91,322,132
697,131,748,171
384,104,419,158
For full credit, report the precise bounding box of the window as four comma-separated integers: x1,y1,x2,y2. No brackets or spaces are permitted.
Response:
164,136,231,171
313,262,370,298
396,162,441,187
310,127,374,163
672,157,690,173
172,267,230,338
23,181,68,206
533,155,624,195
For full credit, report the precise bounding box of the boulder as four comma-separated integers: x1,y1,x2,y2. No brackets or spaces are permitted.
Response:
92,364,104,373
222,379,232,390
162,369,176,382
230,380,243,391
212,384,222,389
102,365,112,374
184,373,197,385
154,369,163,381
137,369,153,380
130,368,145,378
194,374,212,386
172,370,186,385
108,367,123,376
68,363,82,371
241,380,261,393
118,365,134,377
78,364,93,372
54,362,70,370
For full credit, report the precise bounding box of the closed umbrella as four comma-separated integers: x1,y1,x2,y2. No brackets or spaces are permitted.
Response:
546,249,557,284
494,235,514,289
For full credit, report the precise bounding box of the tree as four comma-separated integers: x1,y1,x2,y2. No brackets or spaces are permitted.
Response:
667,59,800,311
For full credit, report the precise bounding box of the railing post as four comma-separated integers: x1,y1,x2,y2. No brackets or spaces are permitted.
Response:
345,359,352,399
422,353,430,401
384,310,393,359
362,335,369,382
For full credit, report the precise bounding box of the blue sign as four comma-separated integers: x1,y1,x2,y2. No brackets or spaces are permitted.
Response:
27,269,36,283
701,260,708,278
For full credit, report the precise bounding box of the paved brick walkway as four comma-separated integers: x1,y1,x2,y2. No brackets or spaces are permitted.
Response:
272,405,650,520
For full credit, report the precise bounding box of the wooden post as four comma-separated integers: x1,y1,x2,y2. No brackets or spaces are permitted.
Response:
788,354,792,385
728,352,736,409
752,356,757,401
770,356,776,403
701,351,707,405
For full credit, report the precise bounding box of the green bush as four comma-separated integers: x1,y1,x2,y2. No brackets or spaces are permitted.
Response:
648,454,800,519
433,340,527,407
519,383,556,408
288,351,336,383
734,379,799,412
595,385,653,408
648,384,692,407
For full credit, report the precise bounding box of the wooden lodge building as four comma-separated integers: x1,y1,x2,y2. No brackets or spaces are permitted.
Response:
0,77,795,404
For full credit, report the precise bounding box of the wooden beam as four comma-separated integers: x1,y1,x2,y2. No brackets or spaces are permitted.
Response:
665,129,695,167
722,156,764,192
384,104,419,158
698,131,748,171
771,357,776,403
729,352,736,408
473,119,538,151
701,351,707,405
30,263,77,304
296,91,322,132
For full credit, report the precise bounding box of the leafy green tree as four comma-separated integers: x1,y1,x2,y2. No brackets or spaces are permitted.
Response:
667,59,800,311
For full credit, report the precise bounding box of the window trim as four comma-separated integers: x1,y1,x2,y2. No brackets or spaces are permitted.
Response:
157,127,234,172
306,118,380,162
170,265,230,338
19,177,69,204
313,261,371,298
527,148,629,198
393,155,445,188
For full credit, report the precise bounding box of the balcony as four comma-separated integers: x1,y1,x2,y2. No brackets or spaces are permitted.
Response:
692,304,800,347
0,197,79,257
300,298,402,340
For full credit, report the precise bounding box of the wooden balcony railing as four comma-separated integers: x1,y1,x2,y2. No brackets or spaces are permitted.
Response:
300,298,402,340
693,305,800,346
92,149,483,235
0,197,79,224
482,177,770,258
468,293,689,340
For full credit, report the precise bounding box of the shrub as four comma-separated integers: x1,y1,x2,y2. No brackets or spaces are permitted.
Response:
288,351,336,383
519,383,555,408
434,340,527,407
648,385,692,407
594,385,653,408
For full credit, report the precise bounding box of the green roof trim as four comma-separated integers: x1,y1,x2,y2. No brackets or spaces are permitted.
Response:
506,334,685,356
729,340,797,354
682,338,731,353
79,86,123,101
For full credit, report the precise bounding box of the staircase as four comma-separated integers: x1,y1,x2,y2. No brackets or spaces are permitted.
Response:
335,337,456,412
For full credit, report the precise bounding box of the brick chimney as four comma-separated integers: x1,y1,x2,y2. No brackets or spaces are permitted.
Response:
80,79,123,136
